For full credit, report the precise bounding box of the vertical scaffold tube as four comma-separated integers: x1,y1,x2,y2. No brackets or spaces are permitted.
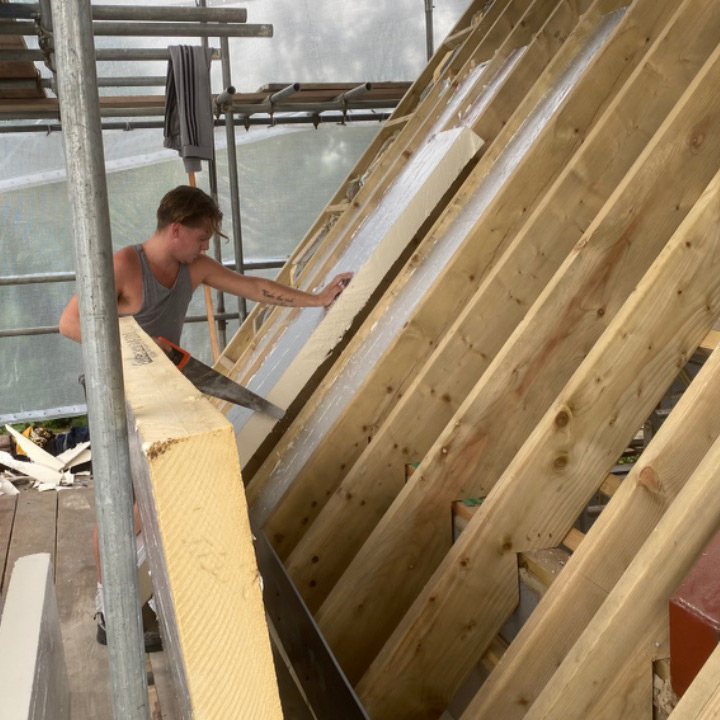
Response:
221,36,248,322
50,1,150,718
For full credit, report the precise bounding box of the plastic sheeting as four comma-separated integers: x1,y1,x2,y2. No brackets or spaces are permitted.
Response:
0,0,469,416
0,125,376,415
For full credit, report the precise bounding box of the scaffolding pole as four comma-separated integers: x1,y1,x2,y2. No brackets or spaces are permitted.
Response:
50,1,149,718
221,36,247,322
424,0,434,60
0,111,391,131
199,6,229,350
0,47,221,61
1,3,248,22
1,19,272,38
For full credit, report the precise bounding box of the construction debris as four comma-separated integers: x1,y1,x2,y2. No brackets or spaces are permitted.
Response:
0,424,91,494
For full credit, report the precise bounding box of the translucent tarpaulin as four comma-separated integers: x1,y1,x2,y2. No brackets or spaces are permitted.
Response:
0,0,469,417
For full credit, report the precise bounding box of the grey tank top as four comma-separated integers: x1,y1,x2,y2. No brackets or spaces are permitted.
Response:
132,244,193,345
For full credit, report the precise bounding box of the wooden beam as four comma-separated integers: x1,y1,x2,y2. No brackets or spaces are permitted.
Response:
380,0,516,126
317,24,720,687
465,345,720,720
523,432,720,719
291,0,533,281
353,164,720,718
0,553,70,720
282,0,702,605
698,329,720,353
560,528,585,553
671,642,720,719
585,640,657,720
598,472,622,498
255,0,604,563
119,318,282,720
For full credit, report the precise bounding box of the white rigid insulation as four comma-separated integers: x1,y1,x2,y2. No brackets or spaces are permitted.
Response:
231,56,506,395
227,124,484,434
250,8,626,523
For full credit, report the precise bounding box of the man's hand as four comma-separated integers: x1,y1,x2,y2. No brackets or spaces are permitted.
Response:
316,272,353,307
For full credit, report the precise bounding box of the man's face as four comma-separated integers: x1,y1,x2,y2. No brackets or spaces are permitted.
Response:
172,222,211,264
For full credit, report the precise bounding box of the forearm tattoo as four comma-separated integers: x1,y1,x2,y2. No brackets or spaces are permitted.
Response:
262,288,295,306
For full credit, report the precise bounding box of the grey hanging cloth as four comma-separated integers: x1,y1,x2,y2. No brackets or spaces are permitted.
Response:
163,45,214,173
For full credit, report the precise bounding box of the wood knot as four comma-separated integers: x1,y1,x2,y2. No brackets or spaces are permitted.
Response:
555,410,570,428
554,453,569,470
637,465,662,493
688,130,705,152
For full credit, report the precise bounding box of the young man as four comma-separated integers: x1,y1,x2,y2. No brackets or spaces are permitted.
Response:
59,184,352,344
59,185,352,646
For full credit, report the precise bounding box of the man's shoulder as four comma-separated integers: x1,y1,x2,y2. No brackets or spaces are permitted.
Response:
115,245,141,270
114,245,143,291
188,252,218,283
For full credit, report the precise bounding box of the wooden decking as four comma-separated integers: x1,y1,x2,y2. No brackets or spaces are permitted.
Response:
0,484,176,720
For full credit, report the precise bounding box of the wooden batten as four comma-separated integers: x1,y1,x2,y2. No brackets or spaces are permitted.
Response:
281,0,702,609
119,318,282,720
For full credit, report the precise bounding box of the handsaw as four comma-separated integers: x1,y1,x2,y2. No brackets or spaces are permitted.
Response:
157,337,284,420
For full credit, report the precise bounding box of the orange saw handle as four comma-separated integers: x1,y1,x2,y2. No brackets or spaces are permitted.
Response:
156,336,191,371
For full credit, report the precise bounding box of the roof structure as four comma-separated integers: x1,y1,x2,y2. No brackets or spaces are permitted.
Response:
4,0,720,716
166,0,720,716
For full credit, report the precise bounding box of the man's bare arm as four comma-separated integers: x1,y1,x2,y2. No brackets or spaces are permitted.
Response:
58,294,82,342
195,255,352,308
58,247,140,344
